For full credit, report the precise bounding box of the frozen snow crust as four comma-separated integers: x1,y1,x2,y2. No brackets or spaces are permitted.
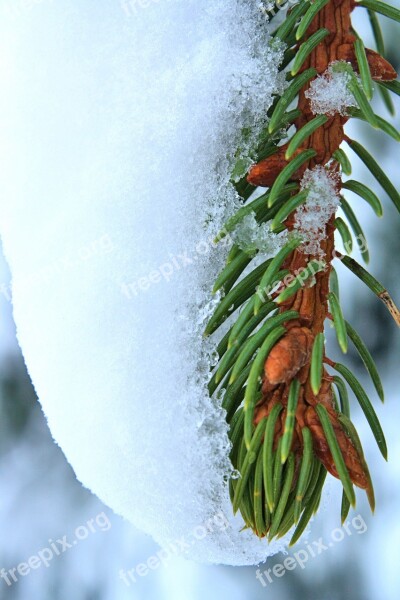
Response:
0,0,289,563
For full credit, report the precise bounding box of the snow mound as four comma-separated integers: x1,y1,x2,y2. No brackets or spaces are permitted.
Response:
0,0,289,564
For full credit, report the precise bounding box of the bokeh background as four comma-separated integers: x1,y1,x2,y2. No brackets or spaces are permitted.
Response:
0,3,399,599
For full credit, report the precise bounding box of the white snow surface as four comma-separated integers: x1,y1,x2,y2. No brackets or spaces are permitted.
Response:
0,0,289,564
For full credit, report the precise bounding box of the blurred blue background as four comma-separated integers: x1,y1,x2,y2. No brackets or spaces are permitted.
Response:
0,4,399,599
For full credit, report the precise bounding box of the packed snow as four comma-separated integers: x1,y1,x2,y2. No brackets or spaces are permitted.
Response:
306,61,358,116
294,166,341,256
0,0,289,564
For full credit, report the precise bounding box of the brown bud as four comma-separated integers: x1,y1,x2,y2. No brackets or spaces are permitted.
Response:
366,48,398,81
337,44,398,81
264,326,314,385
305,404,369,489
247,148,289,187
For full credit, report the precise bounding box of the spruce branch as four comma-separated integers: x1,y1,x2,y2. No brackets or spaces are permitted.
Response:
207,0,400,543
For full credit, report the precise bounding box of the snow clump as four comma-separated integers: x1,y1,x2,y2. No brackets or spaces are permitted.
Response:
305,61,358,116
294,166,341,256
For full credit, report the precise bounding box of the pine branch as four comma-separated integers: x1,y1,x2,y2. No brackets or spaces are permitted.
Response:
207,0,400,543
